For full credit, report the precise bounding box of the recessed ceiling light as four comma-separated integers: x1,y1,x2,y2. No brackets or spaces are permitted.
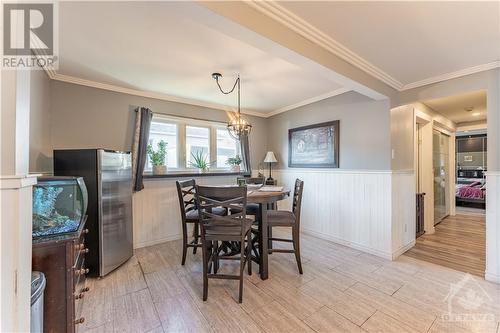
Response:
472,112,481,116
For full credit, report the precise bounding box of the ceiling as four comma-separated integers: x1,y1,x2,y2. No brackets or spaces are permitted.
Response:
423,91,487,124
277,1,500,88
57,1,344,115
54,1,500,116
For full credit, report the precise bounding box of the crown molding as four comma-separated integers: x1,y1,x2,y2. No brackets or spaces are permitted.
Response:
246,0,404,91
246,1,500,92
50,73,354,119
267,87,351,118
50,73,268,118
401,61,500,91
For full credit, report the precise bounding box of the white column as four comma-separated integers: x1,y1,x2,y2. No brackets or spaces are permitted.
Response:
0,69,35,332
485,69,500,283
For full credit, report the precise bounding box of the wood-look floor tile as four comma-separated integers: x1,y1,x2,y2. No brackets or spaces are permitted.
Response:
135,246,172,274
78,280,114,331
361,311,420,333
198,291,264,333
301,262,356,291
428,318,498,333
80,226,499,333
144,267,185,303
112,289,160,333
303,306,367,333
332,263,403,296
146,326,164,333
346,283,436,333
255,276,323,320
250,300,314,332
299,278,376,326
223,279,274,314
155,294,211,333
79,321,114,333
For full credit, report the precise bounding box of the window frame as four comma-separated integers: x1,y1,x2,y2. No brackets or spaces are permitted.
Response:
145,114,241,174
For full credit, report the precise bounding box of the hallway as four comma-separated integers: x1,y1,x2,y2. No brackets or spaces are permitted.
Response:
404,214,485,277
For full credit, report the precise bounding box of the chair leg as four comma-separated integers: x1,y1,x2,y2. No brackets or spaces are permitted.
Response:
247,232,252,276
268,225,273,252
193,222,199,254
292,226,303,274
181,223,188,265
238,236,245,303
213,241,219,274
202,238,209,301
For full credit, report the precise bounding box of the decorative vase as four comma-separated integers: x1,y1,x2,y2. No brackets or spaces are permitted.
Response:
152,165,167,175
231,165,241,173
198,167,208,174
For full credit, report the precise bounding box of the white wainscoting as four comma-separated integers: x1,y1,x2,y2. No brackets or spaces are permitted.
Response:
391,171,417,258
132,170,418,261
274,169,415,260
486,172,500,283
132,175,237,249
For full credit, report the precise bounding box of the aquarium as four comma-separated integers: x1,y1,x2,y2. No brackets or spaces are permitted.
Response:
32,177,88,238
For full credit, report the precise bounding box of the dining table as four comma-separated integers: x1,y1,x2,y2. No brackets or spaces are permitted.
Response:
246,187,290,280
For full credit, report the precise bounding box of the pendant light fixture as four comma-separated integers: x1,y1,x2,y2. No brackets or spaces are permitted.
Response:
212,72,252,140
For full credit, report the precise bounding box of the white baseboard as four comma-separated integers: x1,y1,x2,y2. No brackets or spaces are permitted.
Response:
133,234,182,249
302,229,393,260
391,241,416,260
485,271,500,284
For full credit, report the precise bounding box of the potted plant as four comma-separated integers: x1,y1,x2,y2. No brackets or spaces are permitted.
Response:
226,155,242,172
188,151,214,173
147,140,167,175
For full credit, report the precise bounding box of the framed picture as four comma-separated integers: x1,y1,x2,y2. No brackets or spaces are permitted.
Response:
288,120,339,168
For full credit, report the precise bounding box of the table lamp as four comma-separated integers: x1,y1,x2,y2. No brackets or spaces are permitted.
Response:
263,151,278,182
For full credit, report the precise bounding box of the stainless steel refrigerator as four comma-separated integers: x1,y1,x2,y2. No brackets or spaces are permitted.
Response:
54,149,133,276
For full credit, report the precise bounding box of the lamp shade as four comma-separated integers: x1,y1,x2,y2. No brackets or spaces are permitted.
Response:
264,151,278,163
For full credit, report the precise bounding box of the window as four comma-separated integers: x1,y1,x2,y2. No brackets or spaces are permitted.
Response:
146,114,242,173
146,121,178,171
186,126,210,168
216,128,239,168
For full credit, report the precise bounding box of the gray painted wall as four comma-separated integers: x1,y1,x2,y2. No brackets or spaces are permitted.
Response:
267,91,392,170
49,81,269,169
29,70,52,174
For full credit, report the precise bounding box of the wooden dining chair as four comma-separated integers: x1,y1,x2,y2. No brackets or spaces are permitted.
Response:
175,179,226,265
266,178,304,274
195,185,253,303
233,177,265,216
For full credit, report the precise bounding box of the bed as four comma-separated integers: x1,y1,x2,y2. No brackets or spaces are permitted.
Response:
456,178,486,207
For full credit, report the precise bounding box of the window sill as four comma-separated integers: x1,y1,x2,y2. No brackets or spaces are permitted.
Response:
143,171,249,179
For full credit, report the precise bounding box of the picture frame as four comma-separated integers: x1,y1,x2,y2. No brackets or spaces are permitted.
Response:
288,120,339,168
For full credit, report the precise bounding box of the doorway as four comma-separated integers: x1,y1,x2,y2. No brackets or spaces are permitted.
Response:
433,130,450,225
405,90,487,277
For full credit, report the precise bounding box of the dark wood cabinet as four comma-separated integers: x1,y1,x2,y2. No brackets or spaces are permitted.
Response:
32,218,89,333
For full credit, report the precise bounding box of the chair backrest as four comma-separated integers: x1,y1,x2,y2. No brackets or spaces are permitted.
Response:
292,179,304,226
176,179,196,222
195,185,248,237
237,177,265,185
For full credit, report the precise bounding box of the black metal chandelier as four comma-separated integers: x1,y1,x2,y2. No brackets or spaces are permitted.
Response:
212,72,252,140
